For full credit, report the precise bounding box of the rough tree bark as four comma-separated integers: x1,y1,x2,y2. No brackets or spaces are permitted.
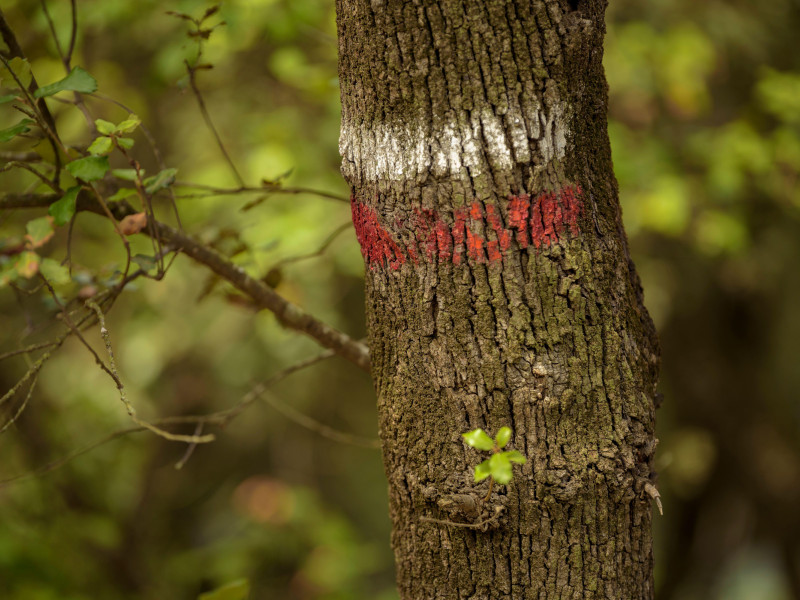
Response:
336,1,660,598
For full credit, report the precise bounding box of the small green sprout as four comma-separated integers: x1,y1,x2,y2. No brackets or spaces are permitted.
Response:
462,426,526,501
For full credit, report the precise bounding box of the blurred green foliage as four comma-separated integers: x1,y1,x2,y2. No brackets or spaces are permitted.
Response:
1,0,799,599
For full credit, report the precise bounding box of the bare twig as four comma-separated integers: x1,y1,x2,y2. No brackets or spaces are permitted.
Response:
85,300,215,444
269,221,350,272
41,277,122,388
0,349,363,486
0,345,55,411
65,0,78,69
1,161,60,192
0,341,59,362
0,373,37,433
0,269,155,417
39,0,65,62
214,348,378,448
174,423,204,469
209,349,337,425
174,181,348,203
185,60,244,187
0,426,146,486
261,390,380,449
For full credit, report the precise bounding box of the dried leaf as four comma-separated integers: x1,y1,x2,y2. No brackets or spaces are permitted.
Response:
119,212,147,236
78,285,98,299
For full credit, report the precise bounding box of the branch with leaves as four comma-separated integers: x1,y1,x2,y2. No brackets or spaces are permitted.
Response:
0,3,373,486
0,8,369,371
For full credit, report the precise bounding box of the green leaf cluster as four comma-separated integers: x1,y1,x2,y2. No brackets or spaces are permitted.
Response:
87,115,140,156
462,427,526,485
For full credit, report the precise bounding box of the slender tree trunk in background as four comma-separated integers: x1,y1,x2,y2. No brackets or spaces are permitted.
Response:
336,0,660,597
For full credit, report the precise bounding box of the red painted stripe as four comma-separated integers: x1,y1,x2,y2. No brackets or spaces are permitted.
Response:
351,185,583,269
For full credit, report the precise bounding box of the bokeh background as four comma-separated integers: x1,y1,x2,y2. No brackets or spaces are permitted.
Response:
1,0,799,598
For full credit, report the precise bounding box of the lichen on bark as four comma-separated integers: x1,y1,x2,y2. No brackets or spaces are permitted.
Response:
336,0,660,598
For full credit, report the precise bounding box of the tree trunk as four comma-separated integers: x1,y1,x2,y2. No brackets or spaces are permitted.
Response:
336,1,660,597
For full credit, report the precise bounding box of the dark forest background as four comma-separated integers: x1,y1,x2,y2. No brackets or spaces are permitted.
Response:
1,0,799,598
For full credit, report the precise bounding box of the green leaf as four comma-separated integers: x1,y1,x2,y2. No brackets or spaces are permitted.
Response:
132,254,157,272
33,66,98,98
87,136,113,156
111,168,141,181
49,186,80,226
95,119,117,135
0,57,32,88
0,119,34,142
0,259,19,286
489,453,512,485
197,579,250,600
108,188,138,202
144,167,177,194
26,217,54,246
503,450,527,464
116,137,134,150
495,426,512,448
0,93,19,104
115,114,141,134
39,258,71,285
66,156,109,182
462,429,494,451
473,459,492,482
15,251,40,279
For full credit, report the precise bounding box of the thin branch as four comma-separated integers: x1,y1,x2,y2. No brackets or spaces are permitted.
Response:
0,373,37,433
65,0,78,69
41,277,122,388
39,0,65,63
1,161,60,192
260,390,380,449
210,348,378,448
0,349,357,486
85,300,215,445
0,425,147,486
0,344,55,410
210,349,337,425
174,423,204,469
0,8,26,59
0,191,371,371
185,60,244,187
0,276,142,416
0,341,59,362
42,0,96,153
167,222,370,371
174,181,348,203
269,221,350,271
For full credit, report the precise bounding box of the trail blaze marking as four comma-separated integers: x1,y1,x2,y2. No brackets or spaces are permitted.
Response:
351,185,583,270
